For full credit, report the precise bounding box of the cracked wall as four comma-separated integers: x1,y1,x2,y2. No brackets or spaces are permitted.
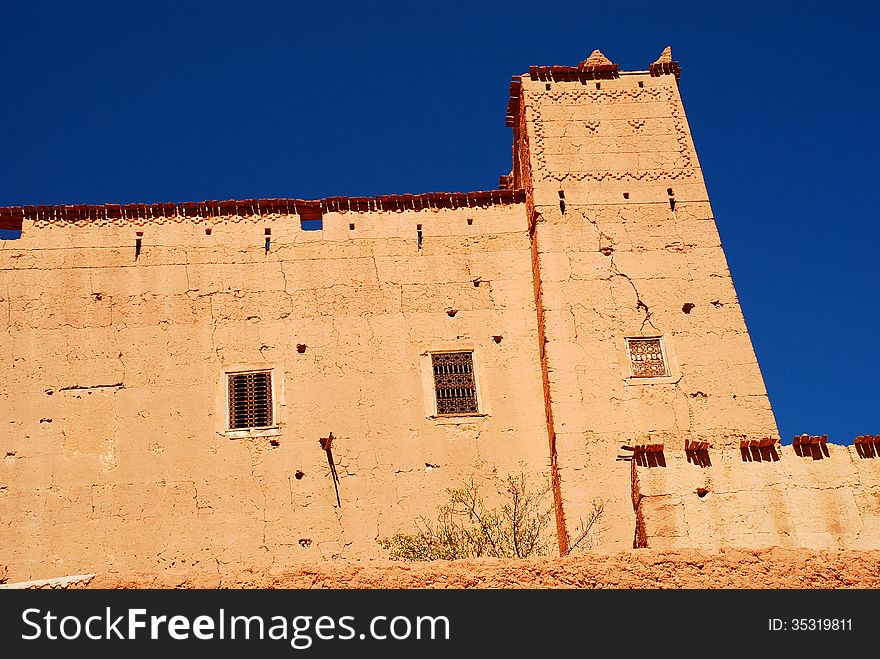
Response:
516,70,782,549
0,203,552,582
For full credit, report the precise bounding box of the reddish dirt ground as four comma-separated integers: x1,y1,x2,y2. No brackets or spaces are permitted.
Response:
64,548,880,589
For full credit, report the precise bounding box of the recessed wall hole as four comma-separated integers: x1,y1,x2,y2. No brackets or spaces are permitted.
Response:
298,538,312,547
595,82,601,90
473,278,482,287
135,236,142,259
638,81,644,88
558,190,565,199
300,218,323,231
467,218,473,226
446,308,458,317
667,188,674,196
349,223,355,230
269,439,280,448
696,487,709,498
711,299,724,307
682,302,695,314
545,83,551,90
264,228,271,252
295,470,305,480
39,418,52,424
600,246,614,256
669,198,676,211
205,227,212,235
417,224,423,248
92,292,103,301
296,344,307,353
559,199,566,214
492,335,503,343
690,391,707,399
45,389,54,396
623,192,629,199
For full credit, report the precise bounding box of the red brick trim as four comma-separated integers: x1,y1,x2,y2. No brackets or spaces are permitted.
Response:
528,63,620,82
505,76,522,128
649,60,682,79
0,189,525,226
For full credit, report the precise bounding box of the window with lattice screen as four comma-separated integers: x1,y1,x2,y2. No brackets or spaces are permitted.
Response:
431,351,479,415
625,337,668,378
227,371,273,429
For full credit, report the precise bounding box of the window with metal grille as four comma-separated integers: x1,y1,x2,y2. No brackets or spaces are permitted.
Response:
227,371,273,429
431,351,479,415
626,337,668,378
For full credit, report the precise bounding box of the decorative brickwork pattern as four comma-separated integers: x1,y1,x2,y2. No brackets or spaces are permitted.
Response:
529,87,697,183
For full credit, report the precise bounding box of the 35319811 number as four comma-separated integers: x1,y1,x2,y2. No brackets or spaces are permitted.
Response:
769,618,852,631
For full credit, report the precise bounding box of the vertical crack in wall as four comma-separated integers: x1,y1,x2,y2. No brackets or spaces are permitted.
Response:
528,210,569,555
609,257,656,332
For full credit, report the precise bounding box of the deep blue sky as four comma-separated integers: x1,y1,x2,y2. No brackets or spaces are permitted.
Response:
1,1,877,444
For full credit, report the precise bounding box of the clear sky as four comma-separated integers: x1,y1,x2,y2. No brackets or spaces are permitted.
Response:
1,1,877,444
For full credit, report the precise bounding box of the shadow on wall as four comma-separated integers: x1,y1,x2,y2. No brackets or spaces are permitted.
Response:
740,444,780,463
855,436,879,459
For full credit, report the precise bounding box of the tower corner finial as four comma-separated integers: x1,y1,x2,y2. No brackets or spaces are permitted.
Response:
580,49,614,69
653,46,673,65
649,45,680,79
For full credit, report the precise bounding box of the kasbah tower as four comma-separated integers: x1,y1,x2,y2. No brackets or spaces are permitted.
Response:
1,47,879,583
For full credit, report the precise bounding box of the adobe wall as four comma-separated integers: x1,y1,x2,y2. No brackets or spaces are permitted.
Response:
0,201,553,582
635,443,880,549
2,51,879,583
514,61,780,551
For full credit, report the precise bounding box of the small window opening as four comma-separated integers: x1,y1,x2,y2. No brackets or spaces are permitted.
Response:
417,224,423,248
626,337,669,378
466,218,473,226
264,228,271,252
349,223,355,231
205,227,212,236
432,352,479,415
227,371,273,430
545,83,551,90
300,218,323,231
135,232,143,259
595,82,601,90
623,192,630,199
638,81,644,88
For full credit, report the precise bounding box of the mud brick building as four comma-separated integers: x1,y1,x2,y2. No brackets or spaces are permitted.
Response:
2,48,878,582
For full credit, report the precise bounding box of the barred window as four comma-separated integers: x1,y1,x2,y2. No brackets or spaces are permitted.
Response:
626,337,668,378
228,371,273,429
432,351,479,415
